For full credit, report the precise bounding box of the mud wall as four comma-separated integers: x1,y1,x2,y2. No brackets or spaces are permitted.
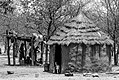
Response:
68,44,111,73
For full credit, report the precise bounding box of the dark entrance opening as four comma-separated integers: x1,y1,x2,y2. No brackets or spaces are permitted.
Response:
54,44,62,73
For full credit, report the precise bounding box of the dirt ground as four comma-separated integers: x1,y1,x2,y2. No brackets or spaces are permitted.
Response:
1,54,119,80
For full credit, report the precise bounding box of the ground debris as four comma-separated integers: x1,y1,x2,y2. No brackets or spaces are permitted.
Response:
65,72,73,76
7,71,14,74
92,73,99,77
83,73,92,77
83,73,99,77
106,71,119,74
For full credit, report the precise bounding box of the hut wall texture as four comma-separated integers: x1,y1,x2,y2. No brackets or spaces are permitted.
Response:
106,45,112,71
61,45,70,73
49,45,55,73
68,43,83,72
84,45,110,72
67,44,111,73
49,44,112,73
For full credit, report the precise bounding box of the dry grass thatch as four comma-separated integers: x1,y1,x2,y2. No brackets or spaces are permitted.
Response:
47,13,113,45
7,30,42,42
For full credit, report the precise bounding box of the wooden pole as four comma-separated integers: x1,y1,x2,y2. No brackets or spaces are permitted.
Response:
99,45,101,58
24,41,27,61
7,37,10,65
13,37,16,66
4,35,7,53
45,44,48,64
41,41,44,63
15,40,18,57
81,43,86,71
6,30,10,65
31,36,35,66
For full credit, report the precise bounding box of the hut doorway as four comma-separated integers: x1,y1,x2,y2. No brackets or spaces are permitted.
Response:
54,44,62,73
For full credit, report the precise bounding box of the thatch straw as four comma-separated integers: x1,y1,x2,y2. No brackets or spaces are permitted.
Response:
47,13,113,46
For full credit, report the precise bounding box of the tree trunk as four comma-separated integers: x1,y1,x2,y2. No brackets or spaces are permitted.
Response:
45,19,52,64
114,40,117,65
117,44,119,58
114,18,117,65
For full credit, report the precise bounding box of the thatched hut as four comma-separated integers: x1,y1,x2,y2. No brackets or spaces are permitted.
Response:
47,12,113,73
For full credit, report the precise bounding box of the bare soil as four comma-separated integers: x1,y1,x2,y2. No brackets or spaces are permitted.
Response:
0,54,119,80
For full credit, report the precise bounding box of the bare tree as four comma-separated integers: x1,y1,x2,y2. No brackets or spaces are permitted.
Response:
12,0,93,64
91,0,119,65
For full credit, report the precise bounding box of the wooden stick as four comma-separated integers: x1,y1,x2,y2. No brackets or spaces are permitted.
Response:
41,41,44,63
31,36,34,66
24,41,27,61
6,30,10,65
81,43,86,71
13,37,16,66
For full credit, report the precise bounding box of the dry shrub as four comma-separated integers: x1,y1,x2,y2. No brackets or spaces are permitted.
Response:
84,57,109,73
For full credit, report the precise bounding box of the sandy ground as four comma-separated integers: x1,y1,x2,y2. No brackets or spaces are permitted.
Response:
0,54,119,80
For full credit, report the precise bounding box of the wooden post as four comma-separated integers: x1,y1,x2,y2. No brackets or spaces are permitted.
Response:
45,44,48,64
81,43,86,71
24,41,27,61
13,37,16,66
31,36,35,66
15,40,18,57
4,35,7,53
7,37,10,65
99,45,101,58
41,41,44,63
6,30,10,65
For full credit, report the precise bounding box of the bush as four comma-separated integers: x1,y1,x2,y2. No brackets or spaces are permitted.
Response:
84,58,109,73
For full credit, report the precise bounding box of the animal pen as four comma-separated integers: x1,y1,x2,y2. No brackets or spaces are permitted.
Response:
5,30,43,66
47,12,113,74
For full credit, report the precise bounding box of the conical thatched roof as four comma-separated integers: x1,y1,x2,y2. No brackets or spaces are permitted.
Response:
47,13,113,45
